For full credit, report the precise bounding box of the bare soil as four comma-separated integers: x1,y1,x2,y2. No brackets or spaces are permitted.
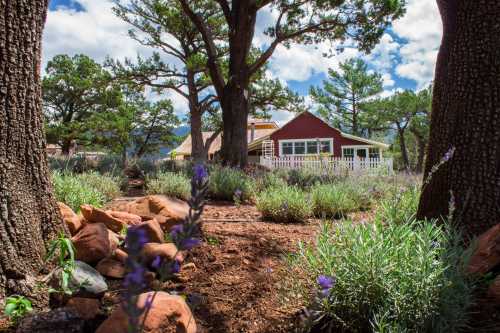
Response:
180,201,321,333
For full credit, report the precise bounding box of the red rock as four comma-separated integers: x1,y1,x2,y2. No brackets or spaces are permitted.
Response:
57,202,83,235
72,223,118,265
113,248,128,263
136,219,164,243
126,196,189,231
107,211,142,226
467,224,500,275
96,258,126,279
95,292,196,333
141,243,183,266
80,205,127,233
66,297,101,320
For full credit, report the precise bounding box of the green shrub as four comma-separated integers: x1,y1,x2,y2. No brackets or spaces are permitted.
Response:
376,185,421,224
208,166,254,202
289,220,475,332
254,172,288,193
256,186,312,223
311,183,366,218
285,168,342,189
147,172,191,201
52,171,121,212
4,296,32,322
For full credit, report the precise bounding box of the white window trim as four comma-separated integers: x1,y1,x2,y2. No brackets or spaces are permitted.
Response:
279,138,333,156
341,145,382,158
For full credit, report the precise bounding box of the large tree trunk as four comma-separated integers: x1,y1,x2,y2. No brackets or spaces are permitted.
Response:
190,108,207,162
397,126,410,171
0,0,65,303
220,84,249,168
417,0,500,237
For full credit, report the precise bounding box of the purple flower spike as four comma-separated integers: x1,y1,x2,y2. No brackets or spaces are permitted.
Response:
151,256,162,269
144,294,154,311
170,224,184,238
193,164,208,183
172,260,181,274
317,275,335,290
180,237,201,250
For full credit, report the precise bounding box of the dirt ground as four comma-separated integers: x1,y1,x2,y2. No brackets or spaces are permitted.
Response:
179,202,321,333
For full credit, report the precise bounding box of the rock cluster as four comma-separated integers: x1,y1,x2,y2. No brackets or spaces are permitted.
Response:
51,195,197,333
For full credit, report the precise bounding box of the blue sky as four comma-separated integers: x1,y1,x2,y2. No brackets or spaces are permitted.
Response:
44,0,442,123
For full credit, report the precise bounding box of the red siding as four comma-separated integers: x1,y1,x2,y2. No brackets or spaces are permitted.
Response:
270,112,368,157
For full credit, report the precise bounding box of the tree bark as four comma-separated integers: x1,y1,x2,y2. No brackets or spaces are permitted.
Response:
0,0,66,303
417,0,500,237
397,126,410,171
190,108,207,162
412,131,426,173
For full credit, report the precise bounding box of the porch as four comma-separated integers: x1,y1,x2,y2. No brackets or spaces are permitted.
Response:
259,155,394,174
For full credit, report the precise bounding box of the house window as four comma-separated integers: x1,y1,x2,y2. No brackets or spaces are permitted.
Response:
307,141,318,154
294,141,305,154
343,148,354,158
321,141,331,153
282,142,293,155
369,148,380,158
280,138,333,155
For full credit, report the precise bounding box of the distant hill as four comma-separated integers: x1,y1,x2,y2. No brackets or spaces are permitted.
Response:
173,125,190,137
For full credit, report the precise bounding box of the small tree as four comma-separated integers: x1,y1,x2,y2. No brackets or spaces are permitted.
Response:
408,86,432,173
42,54,120,154
90,87,180,166
310,58,383,136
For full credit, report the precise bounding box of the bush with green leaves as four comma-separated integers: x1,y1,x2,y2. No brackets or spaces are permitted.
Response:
147,172,191,201
3,296,32,322
208,166,254,202
285,168,342,189
311,183,367,218
46,233,77,295
256,186,312,223
52,171,121,212
254,172,288,193
289,219,475,332
376,185,421,224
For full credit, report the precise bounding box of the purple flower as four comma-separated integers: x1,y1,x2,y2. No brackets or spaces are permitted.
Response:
144,294,154,311
317,275,335,290
125,226,149,252
234,189,242,197
441,147,456,163
170,224,184,238
171,260,181,274
193,164,208,183
317,275,336,297
179,237,201,250
124,265,146,288
151,256,162,269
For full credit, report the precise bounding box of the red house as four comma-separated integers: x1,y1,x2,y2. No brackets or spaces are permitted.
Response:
248,111,389,162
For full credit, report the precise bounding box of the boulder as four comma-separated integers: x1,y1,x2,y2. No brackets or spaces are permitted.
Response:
107,210,142,226
57,202,83,236
80,205,127,233
17,308,85,333
95,292,196,333
96,257,126,279
135,219,164,243
141,243,183,266
70,261,108,296
72,223,118,264
126,196,189,230
113,248,129,264
488,275,500,302
466,224,500,275
66,297,101,320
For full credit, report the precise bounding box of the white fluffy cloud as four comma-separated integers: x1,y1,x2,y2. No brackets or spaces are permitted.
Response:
392,0,442,88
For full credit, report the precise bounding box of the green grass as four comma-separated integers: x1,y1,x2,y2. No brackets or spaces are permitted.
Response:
255,185,312,223
146,171,191,201
208,166,254,202
52,171,121,212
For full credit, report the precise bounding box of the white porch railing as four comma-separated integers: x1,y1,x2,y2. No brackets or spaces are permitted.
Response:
260,156,393,174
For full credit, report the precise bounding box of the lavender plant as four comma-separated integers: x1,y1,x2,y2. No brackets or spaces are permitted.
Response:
122,164,208,333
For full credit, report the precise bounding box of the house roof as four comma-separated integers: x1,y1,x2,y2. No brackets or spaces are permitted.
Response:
248,111,390,150
173,128,276,156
